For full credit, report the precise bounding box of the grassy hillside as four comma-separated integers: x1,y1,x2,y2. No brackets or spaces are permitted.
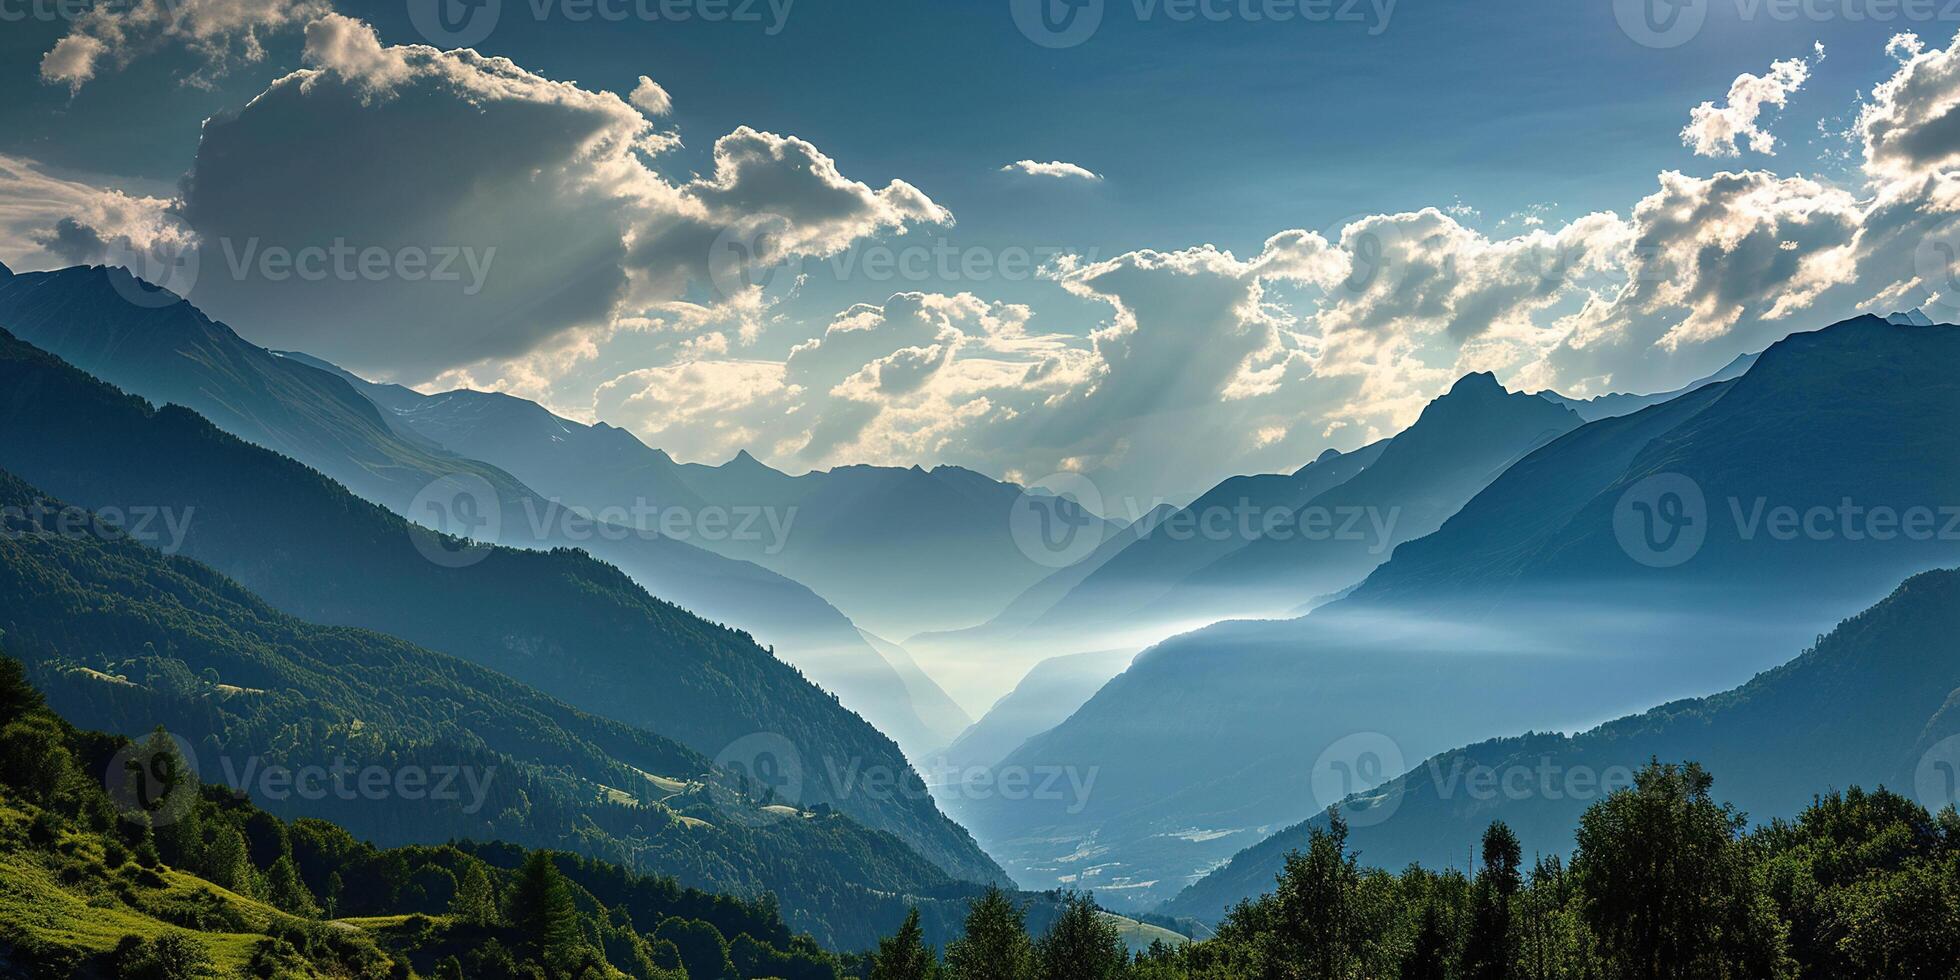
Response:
0,651,859,978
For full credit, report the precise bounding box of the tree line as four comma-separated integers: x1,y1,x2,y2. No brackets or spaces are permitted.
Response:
865,762,1960,980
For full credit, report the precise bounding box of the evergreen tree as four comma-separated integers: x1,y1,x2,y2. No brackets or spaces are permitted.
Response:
655,917,735,980
873,907,940,980
1401,896,1452,980
451,858,500,925
510,851,583,966
0,650,45,724
945,886,1035,980
191,820,255,895
265,854,320,917
1035,892,1128,980
1461,821,1521,980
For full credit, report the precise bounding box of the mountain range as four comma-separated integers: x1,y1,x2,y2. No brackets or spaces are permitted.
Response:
1165,564,1960,922
0,322,1004,891
0,265,952,757
282,349,1118,647
953,314,1960,910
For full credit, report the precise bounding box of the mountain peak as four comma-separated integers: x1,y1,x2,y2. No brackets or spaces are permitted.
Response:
725,449,781,476
1886,307,1935,327
1391,369,1578,450
1446,370,1505,396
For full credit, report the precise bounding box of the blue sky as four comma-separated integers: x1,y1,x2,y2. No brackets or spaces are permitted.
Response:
4,0,1959,497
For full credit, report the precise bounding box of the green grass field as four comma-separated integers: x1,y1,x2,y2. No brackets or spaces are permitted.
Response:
1101,912,1190,954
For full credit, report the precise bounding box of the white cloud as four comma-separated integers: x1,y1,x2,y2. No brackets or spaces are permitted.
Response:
30,21,1960,498
1860,29,1960,183
1001,160,1104,182
630,76,674,116
40,0,331,94
404,26,1960,493
1682,51,1815,157
1538,170,1862,392
40,36,109,95
594,359,803,463
30,14,948,385
0,155,192,276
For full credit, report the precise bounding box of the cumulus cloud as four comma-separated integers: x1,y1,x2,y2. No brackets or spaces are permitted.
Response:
30,20,1960,498
1539,170,1862,393
1001,160,1103,181
416,26,1960,493
39,14,948,384
1682,50,1816,157
0,155,193,277
39,0,331,94
1860,30,1960,183
594,359,804,463
630,76,674,116
588,291,1097,472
